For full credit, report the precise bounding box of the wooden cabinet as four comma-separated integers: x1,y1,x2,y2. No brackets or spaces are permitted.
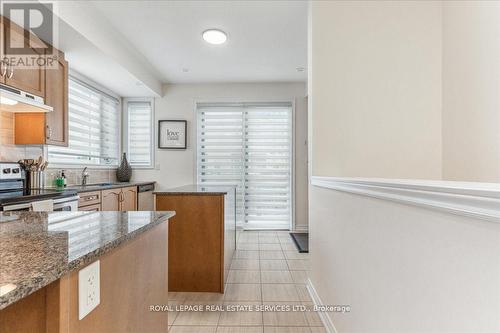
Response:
0,15,68,146
101,189,121,211
3,17,46,96
13,49,68,145
121,186,137,211
101,187,138,211
79,204,101,212
44,50,68,146
156,192,236,293
78,191,101,211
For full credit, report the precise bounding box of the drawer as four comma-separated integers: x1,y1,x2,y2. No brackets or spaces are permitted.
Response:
78,191,101,207
78,203,101,211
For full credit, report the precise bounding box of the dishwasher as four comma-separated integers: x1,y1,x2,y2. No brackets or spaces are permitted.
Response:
137,183,155,211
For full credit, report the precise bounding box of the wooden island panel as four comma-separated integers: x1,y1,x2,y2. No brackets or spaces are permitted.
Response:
156,194,224,292
156,192,234,293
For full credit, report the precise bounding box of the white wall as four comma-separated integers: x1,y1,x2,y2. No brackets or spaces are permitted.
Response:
442,1,500,183
310,0,443,179
310,186,500,333
308,1,500,332
132,83,309,230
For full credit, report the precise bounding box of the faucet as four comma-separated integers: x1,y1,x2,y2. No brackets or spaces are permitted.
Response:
81,167,89,186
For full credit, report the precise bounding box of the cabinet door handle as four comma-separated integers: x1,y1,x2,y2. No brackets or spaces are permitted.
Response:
46,125,52,139
7,64,13,79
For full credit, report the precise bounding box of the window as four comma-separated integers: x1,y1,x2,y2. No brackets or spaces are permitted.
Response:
48,77,120,166
124,99,154,168
197,102,293,229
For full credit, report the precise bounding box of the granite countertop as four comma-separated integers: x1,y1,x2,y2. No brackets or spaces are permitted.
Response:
50,181,156,193
0,210,175,310
154,184,236,195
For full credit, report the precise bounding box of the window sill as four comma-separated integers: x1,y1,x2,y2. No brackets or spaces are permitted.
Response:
47,164,118,170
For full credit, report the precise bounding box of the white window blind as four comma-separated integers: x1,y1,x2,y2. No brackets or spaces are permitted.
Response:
197,103,292,229
48,78,120,166
126,100,153,167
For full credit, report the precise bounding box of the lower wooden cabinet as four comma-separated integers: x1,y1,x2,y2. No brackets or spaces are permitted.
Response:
101,189,121,211
78,203,101,212
78,191,101,211
121,187,137,211
77,187,138,212
101,187,137,211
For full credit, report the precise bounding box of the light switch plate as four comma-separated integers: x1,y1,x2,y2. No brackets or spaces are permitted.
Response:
78,260,100,320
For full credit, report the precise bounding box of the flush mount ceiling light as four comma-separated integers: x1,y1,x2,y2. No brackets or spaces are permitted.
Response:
202,29,227,45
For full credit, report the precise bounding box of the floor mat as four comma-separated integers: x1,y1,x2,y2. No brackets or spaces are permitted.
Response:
290,232,309,253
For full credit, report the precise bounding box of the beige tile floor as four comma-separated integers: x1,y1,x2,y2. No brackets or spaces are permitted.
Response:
168,231,325,333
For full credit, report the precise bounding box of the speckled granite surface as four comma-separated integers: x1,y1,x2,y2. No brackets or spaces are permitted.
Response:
154,184,236,195
49,181,156,193
0,211,174,310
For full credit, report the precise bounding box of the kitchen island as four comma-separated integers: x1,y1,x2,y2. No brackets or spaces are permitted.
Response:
0,211,174,333
155,185,236,293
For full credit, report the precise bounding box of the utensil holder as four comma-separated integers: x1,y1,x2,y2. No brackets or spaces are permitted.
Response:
29,171,45,190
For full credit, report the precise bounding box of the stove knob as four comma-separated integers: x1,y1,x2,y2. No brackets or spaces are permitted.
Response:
3,168,11,174
12,168,19,174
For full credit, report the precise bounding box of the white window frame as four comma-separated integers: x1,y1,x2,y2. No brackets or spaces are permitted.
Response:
194,99,296,231
47,71,122,169
123,97,155,169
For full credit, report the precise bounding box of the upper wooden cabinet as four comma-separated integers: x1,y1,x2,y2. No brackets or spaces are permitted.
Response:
44,50,68,146
3,17,46,97
0,16,69,147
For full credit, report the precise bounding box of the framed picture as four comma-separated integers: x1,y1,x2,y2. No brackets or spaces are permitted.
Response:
158,120,187,149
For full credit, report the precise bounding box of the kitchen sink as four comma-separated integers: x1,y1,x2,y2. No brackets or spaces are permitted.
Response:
67,183,115,190
88,183,114,187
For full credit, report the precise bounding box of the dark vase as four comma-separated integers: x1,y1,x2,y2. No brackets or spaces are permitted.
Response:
116,153,132,182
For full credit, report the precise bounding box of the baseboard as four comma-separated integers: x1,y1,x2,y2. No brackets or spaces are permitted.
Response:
306,278,338,333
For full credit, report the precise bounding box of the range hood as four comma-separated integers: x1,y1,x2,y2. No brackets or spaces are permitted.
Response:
0,84,53,113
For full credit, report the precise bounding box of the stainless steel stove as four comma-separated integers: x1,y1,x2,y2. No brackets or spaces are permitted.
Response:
0,162,79,211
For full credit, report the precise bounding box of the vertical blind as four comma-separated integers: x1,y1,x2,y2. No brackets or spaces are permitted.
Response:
48,78,120,166
126,101,153,167
197,103,292,229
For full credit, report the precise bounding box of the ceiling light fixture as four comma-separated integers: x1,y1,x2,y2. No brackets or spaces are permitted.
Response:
202,29,227,45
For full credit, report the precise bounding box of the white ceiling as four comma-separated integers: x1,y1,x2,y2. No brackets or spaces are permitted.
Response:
88,0,308,84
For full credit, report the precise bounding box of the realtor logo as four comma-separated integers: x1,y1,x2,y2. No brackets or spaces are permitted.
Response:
1,1,57,69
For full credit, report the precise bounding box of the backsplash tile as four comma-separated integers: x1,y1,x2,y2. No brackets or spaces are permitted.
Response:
45,168,118,187
0,145,44,162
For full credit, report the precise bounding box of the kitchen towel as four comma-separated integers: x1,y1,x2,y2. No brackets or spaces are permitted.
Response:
31,199,54,212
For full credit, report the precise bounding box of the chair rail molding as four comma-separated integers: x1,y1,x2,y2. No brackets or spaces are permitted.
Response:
311,176,500,223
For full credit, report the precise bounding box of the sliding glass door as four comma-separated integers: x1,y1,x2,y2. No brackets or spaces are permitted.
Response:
197,102,292,230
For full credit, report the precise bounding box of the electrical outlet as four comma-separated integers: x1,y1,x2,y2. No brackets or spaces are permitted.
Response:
78,260,100,320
